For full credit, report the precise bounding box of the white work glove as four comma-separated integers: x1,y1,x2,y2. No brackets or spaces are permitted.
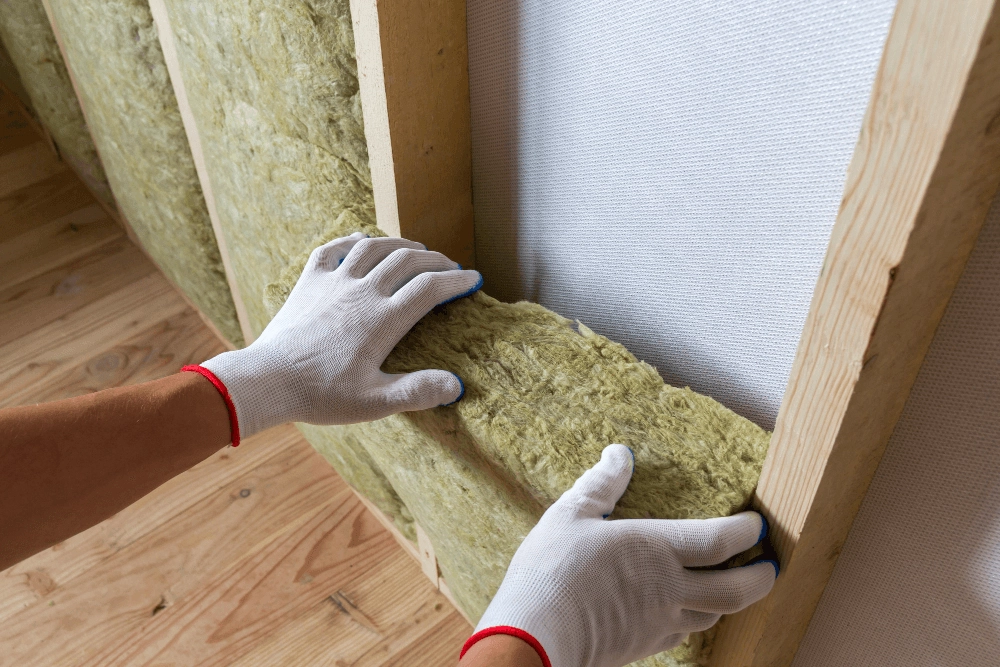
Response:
463,444,777,667
198,233,482,440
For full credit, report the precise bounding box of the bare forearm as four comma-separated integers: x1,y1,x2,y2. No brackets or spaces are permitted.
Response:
0,372,231,570
459,635,543,667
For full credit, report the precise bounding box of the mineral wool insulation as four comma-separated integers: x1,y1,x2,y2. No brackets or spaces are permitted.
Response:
0,0,112,206
162,2,771,665
43,0,243,345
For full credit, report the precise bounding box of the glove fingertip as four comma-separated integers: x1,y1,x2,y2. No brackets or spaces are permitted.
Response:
743,556,780,578
757,513,768,544
437,271,484,307
440,373,465,406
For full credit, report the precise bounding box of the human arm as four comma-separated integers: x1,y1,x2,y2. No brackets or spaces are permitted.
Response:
459,445,778,667
0,372,230,571
0,233,482,571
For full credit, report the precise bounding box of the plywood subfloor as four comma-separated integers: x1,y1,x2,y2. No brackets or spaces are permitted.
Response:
0,87,469,666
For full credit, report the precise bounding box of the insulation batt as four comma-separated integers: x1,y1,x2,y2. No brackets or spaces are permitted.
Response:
161,0,373,336
0,0,112,206
162,1,771,663
267,222,770,667
43,0,243,345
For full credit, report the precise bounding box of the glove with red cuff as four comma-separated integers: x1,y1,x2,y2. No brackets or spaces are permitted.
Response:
462,444,777,667
186,233,483,444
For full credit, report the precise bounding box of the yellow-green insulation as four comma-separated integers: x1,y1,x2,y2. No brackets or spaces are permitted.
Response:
43,0,243,346
0,0,112,205
162,1,771,665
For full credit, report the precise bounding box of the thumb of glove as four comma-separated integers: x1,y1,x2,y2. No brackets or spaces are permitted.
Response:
377,369,465,414
557,443,635,519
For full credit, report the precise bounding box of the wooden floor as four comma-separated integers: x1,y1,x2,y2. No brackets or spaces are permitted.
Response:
0,88,470,666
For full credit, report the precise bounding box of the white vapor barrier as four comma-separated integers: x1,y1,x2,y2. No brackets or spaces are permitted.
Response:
792,188,1000,666
467,0,897,427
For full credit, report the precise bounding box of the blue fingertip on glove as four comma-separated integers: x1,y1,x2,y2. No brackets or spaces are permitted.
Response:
441,374,466,406
744,556,780,577
438,273,484,306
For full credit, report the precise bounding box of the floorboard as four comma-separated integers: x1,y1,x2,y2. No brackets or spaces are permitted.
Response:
0,84,470,666
0,205,121,291
0,140,67,198
0,171,97,245
0,238,155,348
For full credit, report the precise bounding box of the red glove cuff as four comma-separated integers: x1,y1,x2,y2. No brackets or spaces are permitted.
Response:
181,364,241,447
460,626,551,667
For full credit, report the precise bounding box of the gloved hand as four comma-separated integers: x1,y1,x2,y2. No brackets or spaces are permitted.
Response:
463,444,777,667
196,233,482,441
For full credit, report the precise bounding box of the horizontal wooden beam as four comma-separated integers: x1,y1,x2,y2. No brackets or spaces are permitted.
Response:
710,1,1000,664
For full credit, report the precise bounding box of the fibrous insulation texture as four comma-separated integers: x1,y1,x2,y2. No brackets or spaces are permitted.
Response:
162,2,771,665
161,0,373,337
44,0,242,345
0,0,112,205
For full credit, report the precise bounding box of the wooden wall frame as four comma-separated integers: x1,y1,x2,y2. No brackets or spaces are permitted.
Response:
39,0,253,349
40,0,1000,656
349,0,476,268
710,1,1000,664
147,0,254,345
144,0,473,617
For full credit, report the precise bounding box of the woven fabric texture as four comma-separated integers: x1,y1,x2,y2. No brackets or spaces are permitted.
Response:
466,0,897,427
791,193,1000,664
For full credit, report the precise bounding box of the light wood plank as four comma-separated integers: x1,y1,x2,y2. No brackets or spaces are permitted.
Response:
147,0,256,345
0,170,95,245
10,307,223,407
0,431,349,666
0,140,66,198
77,492,397,666
0,427,295,624
0,273,188,404
0,206,121,291
710,2,1000,664
380,609,470,667
415,521,440,585
0,238,155,348
192,533,466,666
350,0,476,267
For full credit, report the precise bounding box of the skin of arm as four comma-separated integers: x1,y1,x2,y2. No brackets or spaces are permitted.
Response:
0,372,231,571
459,635,543,667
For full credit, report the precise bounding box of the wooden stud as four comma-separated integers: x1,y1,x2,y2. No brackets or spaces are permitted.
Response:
147,0,255,345
349,0,476,268
709,1,1000,664
37,0,133,238
346,484,472,624
39,0,253,348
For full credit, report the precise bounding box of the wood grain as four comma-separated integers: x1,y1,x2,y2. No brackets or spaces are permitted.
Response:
0,141,66,198
0,430,350,666
709,1,1000,664
350,0,476,267
0,206,121,291
147,0,256,345
0,273,188,404
0,428,292,624
0,238,155,348
0,171,95,245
